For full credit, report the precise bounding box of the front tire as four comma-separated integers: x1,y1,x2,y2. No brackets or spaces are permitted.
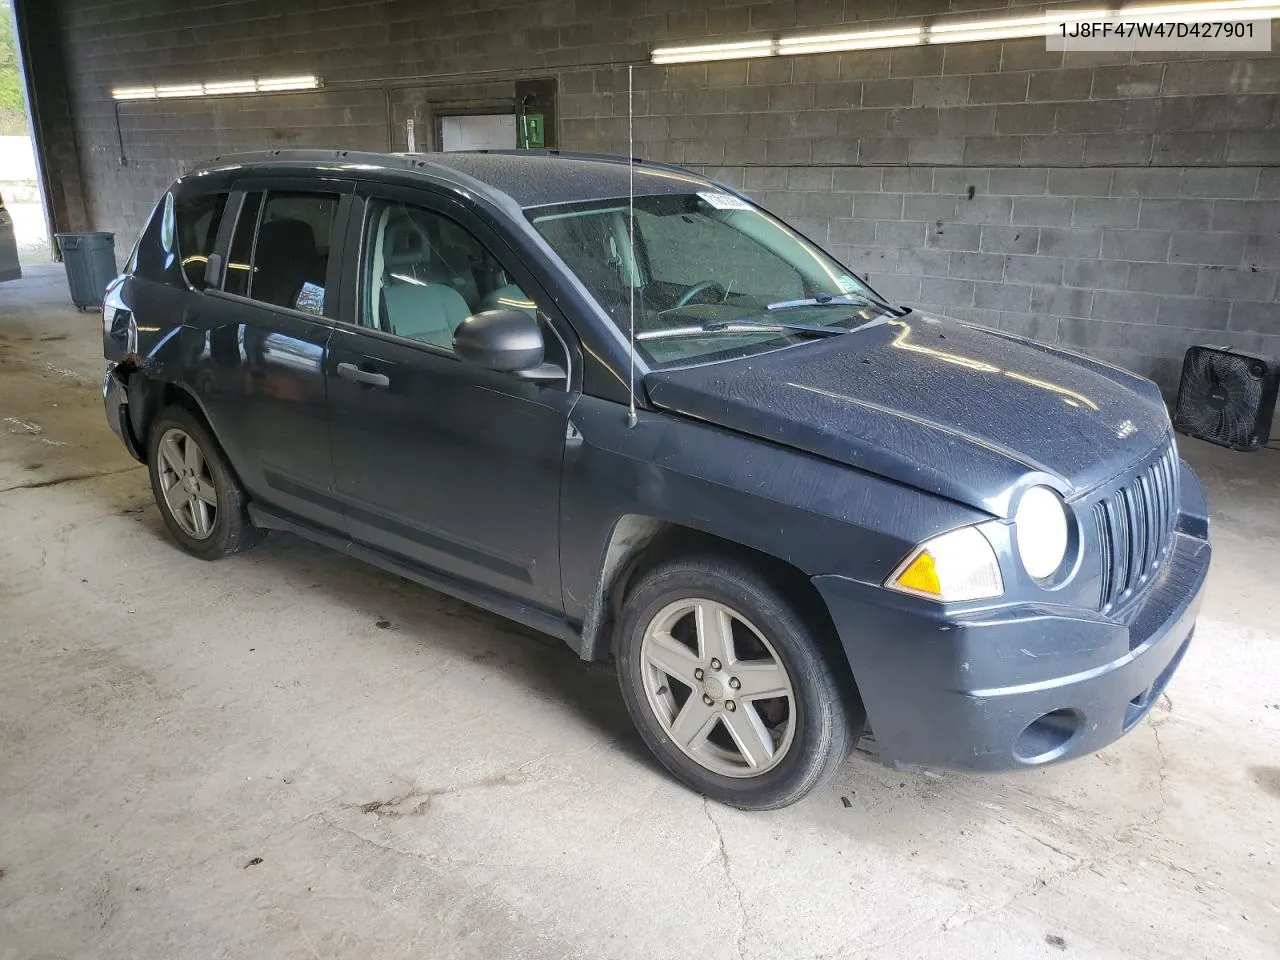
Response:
147,405,261,560
616,555,861,810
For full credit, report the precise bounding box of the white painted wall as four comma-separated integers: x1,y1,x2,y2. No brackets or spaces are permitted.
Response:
440,114,516,152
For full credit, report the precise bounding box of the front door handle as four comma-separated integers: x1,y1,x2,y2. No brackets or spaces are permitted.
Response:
336,362,390,388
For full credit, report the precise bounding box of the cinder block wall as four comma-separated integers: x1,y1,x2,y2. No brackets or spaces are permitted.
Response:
28,0,1280,392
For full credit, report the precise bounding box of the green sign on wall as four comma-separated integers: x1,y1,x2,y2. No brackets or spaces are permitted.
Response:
518,112,545,149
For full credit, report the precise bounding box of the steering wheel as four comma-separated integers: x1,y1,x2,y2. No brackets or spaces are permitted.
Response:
674,279,728,309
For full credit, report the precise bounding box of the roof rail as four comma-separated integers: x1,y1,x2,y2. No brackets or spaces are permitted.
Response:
469,148,700,179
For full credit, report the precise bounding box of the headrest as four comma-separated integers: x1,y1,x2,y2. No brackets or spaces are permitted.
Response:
256,219,315,260
382,215,432,269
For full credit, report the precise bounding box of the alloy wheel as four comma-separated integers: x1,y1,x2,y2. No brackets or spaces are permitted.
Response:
639,598,796,778
156,427,218,540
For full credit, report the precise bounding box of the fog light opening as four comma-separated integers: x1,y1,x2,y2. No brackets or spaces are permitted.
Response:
1013,708,1082,764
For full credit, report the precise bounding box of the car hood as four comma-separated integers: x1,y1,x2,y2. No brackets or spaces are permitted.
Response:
644,314,1172,518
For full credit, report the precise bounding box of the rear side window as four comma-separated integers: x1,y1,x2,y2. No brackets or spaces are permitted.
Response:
175,193,228,290
133,189,229,290
223,190,338,315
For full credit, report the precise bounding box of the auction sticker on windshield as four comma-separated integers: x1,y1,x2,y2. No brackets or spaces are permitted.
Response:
697,191,752,211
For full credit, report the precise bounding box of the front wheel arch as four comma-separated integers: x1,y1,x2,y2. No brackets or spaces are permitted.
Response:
581,517,863,709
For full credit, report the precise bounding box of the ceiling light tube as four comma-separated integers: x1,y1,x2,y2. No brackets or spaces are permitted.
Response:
927,9,1110,42
155,84,204,98
113,74,322,101
930,14,1059,34
930,10,1105,35
254,75,321,91
650,1,1280,63
651,40,773,63
783,37,922,54
781,27,924,53
112,86,156,100
926,27,1046,43
652,39,774,55
652,47,773,63
203,80,258,95
779,25,924,46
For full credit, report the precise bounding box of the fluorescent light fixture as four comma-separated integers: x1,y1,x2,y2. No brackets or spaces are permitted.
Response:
927,11,1107,43
112,75,322,101
651,40,772,64
779,25,923,54
254,75,321,91
156,84,203,98
203,80,258,95
650,1,1279,62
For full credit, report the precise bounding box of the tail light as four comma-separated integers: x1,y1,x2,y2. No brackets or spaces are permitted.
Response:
102,276,135,360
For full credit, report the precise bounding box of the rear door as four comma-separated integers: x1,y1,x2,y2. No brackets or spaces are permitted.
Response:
325,184,579,611
0,193,22,282
188,181,352,533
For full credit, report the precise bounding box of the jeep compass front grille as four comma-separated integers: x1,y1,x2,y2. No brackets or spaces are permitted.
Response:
1094,442,1180,614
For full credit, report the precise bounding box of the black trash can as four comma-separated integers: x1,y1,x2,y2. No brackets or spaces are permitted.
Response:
55,232,117,311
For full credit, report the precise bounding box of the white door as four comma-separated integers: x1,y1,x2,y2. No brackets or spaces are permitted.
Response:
440,114,517,152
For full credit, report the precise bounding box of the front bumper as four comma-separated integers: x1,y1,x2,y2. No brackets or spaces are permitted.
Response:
103,363,145,462
814,461,1211,772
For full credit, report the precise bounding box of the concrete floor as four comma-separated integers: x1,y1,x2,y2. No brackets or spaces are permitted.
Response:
0,264,1276,960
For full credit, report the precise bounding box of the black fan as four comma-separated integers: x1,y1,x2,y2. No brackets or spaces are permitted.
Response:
1173,346,1280,451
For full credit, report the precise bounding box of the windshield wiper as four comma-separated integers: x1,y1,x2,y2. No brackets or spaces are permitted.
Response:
767,292,908,316
765,293,870,310
637,319,848,342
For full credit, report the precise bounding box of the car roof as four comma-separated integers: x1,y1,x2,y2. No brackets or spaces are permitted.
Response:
185,149,723,210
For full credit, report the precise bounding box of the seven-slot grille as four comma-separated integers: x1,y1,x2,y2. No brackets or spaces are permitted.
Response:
1094,442,1180,613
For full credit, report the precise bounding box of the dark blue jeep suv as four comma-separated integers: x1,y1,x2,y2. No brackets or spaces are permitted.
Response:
102,150,1210,809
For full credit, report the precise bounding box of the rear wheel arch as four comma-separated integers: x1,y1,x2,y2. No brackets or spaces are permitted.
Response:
128,376,254,494
130,377,219,454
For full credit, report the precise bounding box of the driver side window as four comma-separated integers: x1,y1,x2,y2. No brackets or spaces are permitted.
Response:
360,199,538,353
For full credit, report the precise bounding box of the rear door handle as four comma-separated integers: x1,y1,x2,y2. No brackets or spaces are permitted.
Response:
336,362,390,388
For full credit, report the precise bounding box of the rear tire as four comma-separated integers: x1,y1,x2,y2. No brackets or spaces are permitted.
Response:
147,405,262,560
616,554,861,810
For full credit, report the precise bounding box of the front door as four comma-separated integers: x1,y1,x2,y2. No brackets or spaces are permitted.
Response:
326,188,576,611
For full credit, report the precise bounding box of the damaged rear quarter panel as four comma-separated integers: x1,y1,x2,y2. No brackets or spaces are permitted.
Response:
108,275,197,445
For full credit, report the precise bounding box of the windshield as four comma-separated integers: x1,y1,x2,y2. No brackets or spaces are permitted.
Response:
527,192,891,368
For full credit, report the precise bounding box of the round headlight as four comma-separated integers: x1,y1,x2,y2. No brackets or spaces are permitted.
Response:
1015,486,1069,580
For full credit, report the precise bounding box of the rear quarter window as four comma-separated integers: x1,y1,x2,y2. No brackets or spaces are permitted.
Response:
132,189,229,290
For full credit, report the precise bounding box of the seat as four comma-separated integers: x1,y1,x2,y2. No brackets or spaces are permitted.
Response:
383,282,472,350
383,216,478,307
253,219,317,309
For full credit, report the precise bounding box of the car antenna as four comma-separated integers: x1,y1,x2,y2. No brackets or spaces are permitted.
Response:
626,64,638,429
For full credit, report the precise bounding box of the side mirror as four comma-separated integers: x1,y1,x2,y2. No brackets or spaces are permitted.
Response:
453,308,545,373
